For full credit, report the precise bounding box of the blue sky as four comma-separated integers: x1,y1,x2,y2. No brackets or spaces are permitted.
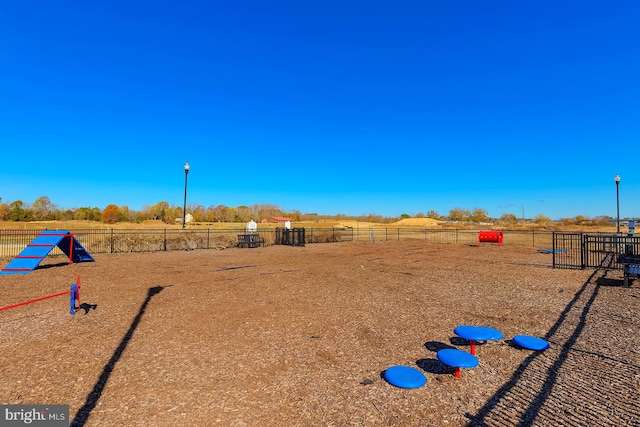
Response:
1,1,638,220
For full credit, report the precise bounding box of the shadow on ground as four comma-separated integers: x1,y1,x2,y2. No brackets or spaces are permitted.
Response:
466,256,640,426
70,285,170,427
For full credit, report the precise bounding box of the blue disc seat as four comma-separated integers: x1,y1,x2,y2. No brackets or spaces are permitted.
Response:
513,335,550,351
383,365,427,388
454,325,503,355
437,349,479,378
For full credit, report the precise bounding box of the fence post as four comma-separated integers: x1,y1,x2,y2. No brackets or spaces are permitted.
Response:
552,232,556,268
164,229,167,251
110,228,114,254
581,233,586,269
532,230,535,247
397,228,400,241
207,228,210,249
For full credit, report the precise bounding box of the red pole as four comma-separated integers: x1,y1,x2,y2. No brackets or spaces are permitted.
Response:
0,290,72,311
454,367,460,378
470,340,476,356
68,233,74,264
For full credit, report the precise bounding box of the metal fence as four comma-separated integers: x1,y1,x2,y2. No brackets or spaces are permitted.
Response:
354,228,554,248
0,227,559,260
552,232,640,270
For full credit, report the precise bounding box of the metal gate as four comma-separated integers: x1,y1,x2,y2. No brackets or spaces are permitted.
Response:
553,232,640,269
552,232,584,269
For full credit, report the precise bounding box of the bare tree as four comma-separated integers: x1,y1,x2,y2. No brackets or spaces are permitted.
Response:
32,196,54,220
235,205,252,222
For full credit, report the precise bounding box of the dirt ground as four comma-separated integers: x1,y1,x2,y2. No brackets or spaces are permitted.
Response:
1,241,638,427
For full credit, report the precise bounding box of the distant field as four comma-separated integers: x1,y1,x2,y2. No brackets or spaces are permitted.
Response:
0,218,617,233
0,219,404,230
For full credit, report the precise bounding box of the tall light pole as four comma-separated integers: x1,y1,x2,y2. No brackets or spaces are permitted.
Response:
615,174,620,234
182,162,190,229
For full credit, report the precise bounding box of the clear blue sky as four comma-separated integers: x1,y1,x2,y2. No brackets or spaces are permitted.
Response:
1,1,638,220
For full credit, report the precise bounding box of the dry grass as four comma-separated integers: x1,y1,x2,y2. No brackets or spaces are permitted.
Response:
0,219,619,233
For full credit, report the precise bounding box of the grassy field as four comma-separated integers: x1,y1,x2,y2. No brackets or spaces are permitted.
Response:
0,219,394,231
0,218,619,233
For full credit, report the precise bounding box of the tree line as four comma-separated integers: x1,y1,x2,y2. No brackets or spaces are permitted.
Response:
0,196,397,224
0,196,614,226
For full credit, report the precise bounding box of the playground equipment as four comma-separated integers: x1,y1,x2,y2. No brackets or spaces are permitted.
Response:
513,335,550,351
0,230,94,275
436,349,479,378
454,325,504,356
478,230,503,245
383,365,427,388
0,275,82,315
380,326,550,384
537,249,566,254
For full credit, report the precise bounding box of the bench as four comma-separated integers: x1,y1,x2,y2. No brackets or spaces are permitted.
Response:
619,254,640,287
237,233,265,249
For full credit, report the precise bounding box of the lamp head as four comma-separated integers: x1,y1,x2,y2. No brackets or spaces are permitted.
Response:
184,162,190,172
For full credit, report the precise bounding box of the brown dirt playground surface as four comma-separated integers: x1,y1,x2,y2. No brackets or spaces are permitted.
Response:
1,241,639,426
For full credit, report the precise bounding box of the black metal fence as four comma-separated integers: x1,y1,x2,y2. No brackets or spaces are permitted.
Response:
552,232,640,270
0,227,559,260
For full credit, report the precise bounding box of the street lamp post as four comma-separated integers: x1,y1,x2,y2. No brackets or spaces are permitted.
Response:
615,174,620,234
182,162,190,229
